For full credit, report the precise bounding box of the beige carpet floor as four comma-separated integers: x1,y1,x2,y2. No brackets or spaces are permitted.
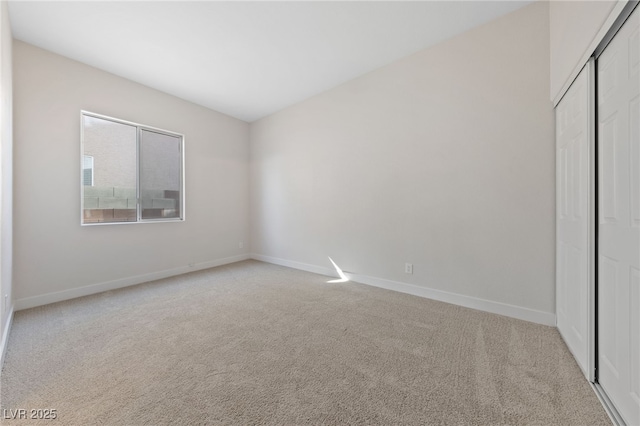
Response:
1,260,610,425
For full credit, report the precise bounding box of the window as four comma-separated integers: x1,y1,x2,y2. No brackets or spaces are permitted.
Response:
81,111,184,225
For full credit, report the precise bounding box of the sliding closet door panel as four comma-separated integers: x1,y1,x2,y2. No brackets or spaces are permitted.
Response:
597,5,640,425
556,61,594,379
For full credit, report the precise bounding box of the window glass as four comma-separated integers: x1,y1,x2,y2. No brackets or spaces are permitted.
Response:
82,115,137,224
140,129,182,220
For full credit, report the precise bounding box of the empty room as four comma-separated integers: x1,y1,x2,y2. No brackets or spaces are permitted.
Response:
0,0,638,424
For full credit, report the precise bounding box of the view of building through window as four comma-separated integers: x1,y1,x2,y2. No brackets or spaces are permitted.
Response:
81,112,184,224
82,155,94,186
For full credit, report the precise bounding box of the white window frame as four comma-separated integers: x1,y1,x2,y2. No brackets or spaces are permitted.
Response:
80,111,186,226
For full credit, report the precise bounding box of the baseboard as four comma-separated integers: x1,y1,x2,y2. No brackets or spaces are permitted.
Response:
0,305,14,373
348,272,556,326
251,254,336,277
251,254,556,327
13,252,556,326
14,254,250,311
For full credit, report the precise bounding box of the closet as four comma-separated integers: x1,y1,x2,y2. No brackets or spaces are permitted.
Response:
556,4,639,425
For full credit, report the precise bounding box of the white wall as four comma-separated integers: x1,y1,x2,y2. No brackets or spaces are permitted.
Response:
250,2,555,320
0,0,13,359
13,41,250,307
549,0,619,101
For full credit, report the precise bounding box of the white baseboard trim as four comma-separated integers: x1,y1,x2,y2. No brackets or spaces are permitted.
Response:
251,254,336,277
14,254,250,311
251,254,556,326
0,305,14,373
349,272,556,326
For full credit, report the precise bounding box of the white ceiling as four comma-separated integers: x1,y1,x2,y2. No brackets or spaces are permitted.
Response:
8,1,532,122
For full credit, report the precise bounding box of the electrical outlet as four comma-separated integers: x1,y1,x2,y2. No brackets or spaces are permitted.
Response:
239,241,244,249
405,263,413,274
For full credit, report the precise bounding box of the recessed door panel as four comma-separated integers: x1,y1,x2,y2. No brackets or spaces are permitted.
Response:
600,115,618,223
599,256,620,378
631,96,640,228
631,268,640,404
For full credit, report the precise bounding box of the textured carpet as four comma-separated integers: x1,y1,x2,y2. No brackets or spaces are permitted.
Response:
1,260,610,425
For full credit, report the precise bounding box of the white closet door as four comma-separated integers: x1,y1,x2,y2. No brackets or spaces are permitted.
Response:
597,5,640,425
556,61,594,379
